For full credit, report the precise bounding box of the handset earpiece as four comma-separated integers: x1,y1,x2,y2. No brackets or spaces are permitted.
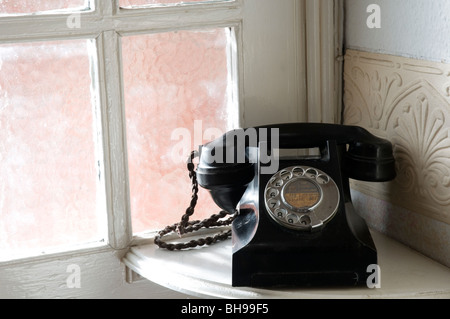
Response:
196,129,255,213
343,127,396,182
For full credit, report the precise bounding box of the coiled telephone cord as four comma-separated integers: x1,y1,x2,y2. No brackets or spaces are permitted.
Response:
154,151,236,251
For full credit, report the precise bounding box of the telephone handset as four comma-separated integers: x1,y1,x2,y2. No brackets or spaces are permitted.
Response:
155,123,396,288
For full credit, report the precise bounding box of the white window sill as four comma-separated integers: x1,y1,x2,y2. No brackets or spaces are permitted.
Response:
123,230,450,299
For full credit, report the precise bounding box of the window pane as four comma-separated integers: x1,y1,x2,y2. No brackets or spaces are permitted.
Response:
122,28,236,233
0,0,88,15
0,40,104,261
120,0,231,8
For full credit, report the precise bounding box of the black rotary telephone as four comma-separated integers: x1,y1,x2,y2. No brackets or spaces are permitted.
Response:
155,123,396,288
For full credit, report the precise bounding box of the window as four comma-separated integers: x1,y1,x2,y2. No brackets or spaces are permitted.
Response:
122,28,235,233
0,0,90,16
0,39,105,261
0,0,340,298
0,0,241,262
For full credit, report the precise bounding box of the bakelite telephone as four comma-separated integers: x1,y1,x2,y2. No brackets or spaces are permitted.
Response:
155,123,396,288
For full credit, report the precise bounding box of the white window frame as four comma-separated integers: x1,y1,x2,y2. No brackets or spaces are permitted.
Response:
0,0,343,298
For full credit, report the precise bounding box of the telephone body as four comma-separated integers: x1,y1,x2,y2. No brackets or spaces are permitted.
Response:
196,123,396,288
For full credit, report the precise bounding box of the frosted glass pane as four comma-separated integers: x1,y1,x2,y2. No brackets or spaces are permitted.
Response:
0,0,87,15
0,40,103,260
123,29,234,233
120,0,230,8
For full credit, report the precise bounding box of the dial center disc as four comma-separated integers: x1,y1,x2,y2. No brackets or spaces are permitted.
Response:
282,179,321,210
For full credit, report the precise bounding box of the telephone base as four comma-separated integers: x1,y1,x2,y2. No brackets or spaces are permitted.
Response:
242,272,366,288
231,202,378,288
232,245,376,288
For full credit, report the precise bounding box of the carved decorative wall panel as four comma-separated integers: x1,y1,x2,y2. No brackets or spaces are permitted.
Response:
343,49,450,225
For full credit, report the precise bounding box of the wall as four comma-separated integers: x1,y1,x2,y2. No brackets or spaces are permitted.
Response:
344,0,450,267
345,0,450,63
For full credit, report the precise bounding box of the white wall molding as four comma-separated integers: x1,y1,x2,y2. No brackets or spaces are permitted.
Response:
305,0,343,124
343,49,450,226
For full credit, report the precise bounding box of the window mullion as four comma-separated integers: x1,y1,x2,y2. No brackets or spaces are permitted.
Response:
0,13,100,43
94,0,118,17
115,5,242,36
96,30,133,250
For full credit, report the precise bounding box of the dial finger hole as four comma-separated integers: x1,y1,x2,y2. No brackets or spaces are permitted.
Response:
286,214,299,225
280,170,293,181
272,178,284,188
305,168,318,179
317,174,330,184
267,188,279,198
292,167,305,177
300,215,312,226
275,208,287,219
268,199,280,210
